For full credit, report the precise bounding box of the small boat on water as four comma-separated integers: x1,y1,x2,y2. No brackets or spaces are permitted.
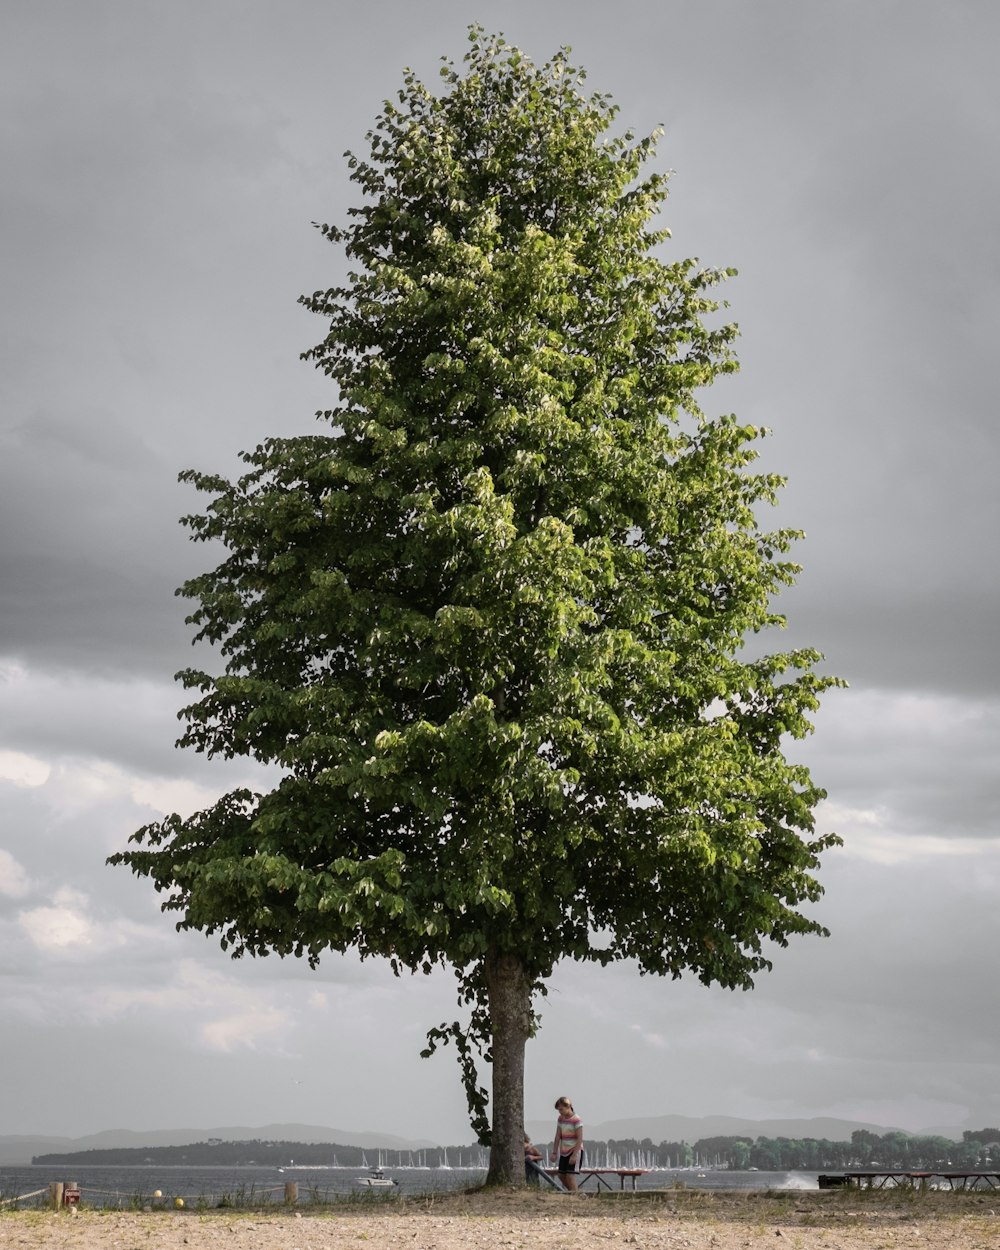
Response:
356,1167,397,1188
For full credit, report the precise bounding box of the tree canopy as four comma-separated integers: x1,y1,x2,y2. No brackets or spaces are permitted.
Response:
110,29,842,1185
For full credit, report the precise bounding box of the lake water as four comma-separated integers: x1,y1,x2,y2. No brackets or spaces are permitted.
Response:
1,1163,819,1208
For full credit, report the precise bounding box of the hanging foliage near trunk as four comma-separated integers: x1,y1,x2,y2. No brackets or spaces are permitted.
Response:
110,28,843,1186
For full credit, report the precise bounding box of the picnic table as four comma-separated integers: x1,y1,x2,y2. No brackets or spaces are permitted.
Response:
543,1166,649,1191
819,1171,1000,1191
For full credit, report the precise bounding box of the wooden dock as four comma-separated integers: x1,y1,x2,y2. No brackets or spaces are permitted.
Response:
819,1171,1000,1191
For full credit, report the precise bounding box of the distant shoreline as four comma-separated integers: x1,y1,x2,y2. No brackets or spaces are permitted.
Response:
24,1125,999,1174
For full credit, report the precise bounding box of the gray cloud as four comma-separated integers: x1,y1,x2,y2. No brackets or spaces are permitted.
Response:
0,411,192,674
786,688,1000,867
0,0,997,1144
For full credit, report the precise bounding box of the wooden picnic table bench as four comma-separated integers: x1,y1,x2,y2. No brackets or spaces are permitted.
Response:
543,1166,649,1191
819,1171,1000,1191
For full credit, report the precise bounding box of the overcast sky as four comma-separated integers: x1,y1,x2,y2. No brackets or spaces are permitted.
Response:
2,0,998,1147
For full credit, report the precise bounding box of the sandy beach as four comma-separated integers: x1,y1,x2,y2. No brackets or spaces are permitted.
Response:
3,1186,999,1250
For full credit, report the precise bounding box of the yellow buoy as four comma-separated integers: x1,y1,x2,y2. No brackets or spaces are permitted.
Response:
174,1197,185,1209
153,1190,162,1199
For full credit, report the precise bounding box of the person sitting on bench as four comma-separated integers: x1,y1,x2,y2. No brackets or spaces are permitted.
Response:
524,1134,544,1183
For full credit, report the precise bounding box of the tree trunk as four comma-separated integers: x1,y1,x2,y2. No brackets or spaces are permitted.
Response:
483,948,532,1186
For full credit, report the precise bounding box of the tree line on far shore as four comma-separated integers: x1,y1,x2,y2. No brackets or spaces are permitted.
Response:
649,1128,1000,1171
32,1128,1000,1171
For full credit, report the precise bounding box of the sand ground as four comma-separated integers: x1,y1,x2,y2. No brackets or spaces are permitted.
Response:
3,1187,1000,1250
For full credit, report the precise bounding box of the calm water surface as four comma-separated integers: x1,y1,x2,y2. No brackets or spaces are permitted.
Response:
1,1164,818,1207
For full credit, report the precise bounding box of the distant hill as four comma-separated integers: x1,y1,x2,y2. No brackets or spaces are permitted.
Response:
0,1123,440,1166
524,1113,965,1145
4,1114,972,1166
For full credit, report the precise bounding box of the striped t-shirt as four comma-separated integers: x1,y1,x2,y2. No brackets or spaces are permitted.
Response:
556,1113,582,1156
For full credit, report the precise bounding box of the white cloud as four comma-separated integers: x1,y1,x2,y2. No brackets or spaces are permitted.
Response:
799,688,1000,841
0,848,31,897
819,802,887,830
843,831,996,867
81,959,298,1055
46,760,134,813
822,800,1000,865
0,749,50,788
15,886,158,957
128,775,224,819
35,758,209,819
1,751,251,831
0,663,276,820
200,1005,292,1053
629,1022,669,1050
18,887,99,952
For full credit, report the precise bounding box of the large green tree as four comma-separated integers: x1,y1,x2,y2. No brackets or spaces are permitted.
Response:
110,30,842,1186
